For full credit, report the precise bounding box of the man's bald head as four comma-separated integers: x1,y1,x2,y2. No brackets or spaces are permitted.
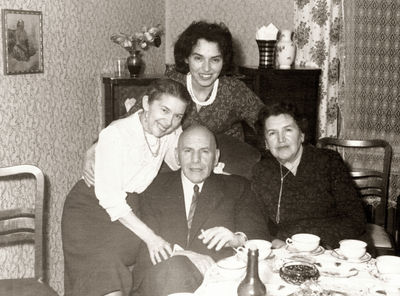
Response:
175,125,220,184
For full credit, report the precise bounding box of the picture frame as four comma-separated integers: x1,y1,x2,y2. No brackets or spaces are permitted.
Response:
2,9,43,75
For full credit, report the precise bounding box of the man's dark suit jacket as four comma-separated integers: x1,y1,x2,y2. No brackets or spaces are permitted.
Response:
132,170,268,295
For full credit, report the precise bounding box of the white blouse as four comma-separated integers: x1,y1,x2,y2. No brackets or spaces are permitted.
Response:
94,110,181,221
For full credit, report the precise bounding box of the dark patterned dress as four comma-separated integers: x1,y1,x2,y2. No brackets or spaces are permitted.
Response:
165,69,265,141
251,145,368,248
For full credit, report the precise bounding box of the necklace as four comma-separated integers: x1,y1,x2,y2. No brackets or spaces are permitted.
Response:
276,164,292,224
141,117,160,157
186,73,219,107
143,131,160,157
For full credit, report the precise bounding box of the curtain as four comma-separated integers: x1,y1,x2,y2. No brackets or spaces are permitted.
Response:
341,0,400,206
294,0,342,138
295,0,399,206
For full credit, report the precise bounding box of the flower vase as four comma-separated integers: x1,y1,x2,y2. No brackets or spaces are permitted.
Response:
275,30,296,69
127,50,142,77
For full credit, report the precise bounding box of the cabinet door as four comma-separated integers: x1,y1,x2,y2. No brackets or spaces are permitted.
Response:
239,67,320,144
103,76,160,126
258,69,320,144
113,84,150,119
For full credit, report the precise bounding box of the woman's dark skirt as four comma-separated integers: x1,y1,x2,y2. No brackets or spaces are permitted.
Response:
62,180,142,296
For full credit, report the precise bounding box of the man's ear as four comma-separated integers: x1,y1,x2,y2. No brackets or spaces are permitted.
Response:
301,132,305,143
174,147,180,166
184,57,188,64
264,139,270,150
142,95,149,112
214,149,220,167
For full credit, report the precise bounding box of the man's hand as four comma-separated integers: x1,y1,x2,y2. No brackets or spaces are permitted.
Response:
198,227,245,251
173,250,215,275
145,235,173,265
82,143,97,187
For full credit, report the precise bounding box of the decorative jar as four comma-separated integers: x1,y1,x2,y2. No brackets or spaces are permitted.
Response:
275,30,296,69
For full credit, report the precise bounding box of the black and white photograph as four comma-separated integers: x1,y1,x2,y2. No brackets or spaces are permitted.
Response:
2,9,43,75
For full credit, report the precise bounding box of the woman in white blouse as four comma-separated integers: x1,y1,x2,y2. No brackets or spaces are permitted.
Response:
61,79,191,296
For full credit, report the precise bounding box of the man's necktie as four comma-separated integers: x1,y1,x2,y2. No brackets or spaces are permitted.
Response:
186,184,199,245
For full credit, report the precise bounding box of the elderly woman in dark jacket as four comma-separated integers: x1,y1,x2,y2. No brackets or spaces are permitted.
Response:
251,102,369,250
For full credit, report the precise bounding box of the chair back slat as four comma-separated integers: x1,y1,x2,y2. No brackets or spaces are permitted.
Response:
0,208,35,220
0,165,45,281
0,232,36,245
0,216,35,234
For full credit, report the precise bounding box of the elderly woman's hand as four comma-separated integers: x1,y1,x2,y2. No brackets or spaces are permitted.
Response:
271,238,286,249
82,143,96,187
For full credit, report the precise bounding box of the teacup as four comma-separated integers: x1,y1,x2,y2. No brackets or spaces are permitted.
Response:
339,239,367,259
376,255,400,274
236,239,272,261
286,233,320,252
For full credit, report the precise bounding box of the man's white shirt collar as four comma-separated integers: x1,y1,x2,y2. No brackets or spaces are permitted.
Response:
181,171,204,218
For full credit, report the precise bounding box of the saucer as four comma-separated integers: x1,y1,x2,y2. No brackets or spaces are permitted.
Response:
318,265,358,278
286,245,325,256
331,249,371,263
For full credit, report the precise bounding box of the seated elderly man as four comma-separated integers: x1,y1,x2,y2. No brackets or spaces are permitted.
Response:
251,102,369,251
131,124,268,296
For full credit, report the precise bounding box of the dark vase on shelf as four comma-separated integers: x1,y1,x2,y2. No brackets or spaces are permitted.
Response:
127,50,142,77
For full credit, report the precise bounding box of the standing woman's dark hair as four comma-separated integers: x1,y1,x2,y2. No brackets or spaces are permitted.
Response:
174,21,234,75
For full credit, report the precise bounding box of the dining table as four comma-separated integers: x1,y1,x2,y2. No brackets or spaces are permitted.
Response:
194,246,400,296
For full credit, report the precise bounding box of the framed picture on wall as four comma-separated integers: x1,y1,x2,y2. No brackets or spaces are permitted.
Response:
1,9,44,75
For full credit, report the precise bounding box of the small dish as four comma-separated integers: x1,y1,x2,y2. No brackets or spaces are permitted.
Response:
331,249,371,263
279,261,320,285
286,245,325,256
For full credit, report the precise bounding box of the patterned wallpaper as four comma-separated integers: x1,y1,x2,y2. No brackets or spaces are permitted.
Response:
165,0,293,67
0,0,164,294
0,0,292,295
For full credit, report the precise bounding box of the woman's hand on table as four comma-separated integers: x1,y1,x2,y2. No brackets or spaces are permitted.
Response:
83,142,97,187
145,234,173,265
272,238,286,249
174,250,215,275
198,227,245,251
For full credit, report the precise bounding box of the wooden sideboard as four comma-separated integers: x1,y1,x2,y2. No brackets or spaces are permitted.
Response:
102,74,162,126
103,68,321,144
238,66,321,144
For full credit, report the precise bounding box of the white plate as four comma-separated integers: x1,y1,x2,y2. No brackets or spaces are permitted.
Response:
331,249,371,263
286,245,325,256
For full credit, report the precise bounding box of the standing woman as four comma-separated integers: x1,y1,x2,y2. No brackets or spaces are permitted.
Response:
62,79,191,296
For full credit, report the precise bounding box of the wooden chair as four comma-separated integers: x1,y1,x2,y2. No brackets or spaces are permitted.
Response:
317,138,396,255
0,165,58,296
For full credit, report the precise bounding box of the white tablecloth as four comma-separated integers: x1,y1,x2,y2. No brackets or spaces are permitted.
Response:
194,248,400,296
